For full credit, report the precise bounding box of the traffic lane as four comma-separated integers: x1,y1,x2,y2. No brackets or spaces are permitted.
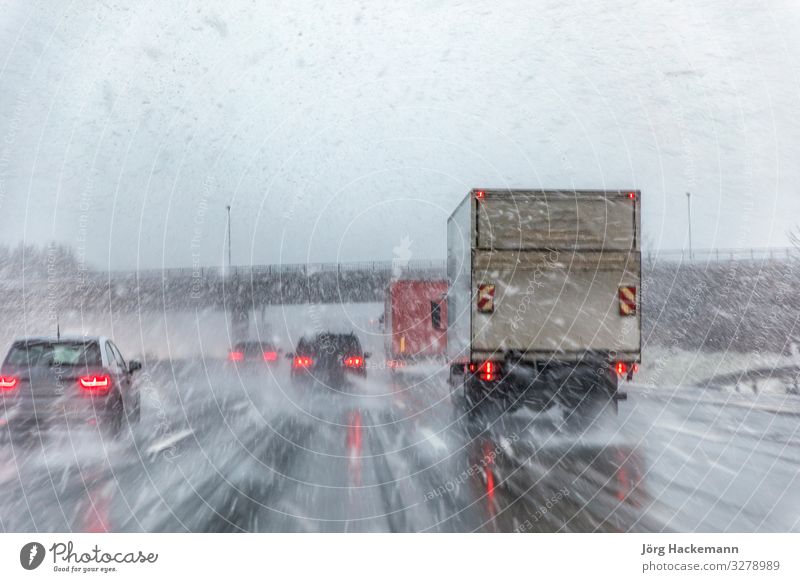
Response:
129,390,488,532
0,427,136,532
0,374,655,532
619,387,800,532
2,371,798,532
0,366,281,533
116,373,646,532
93,370,481,532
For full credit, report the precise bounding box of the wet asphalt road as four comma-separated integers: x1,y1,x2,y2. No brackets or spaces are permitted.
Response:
1,364,798,532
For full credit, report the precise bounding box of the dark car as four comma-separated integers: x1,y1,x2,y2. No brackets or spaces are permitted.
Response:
0,336,142,437
227,340,282,368
288,332,369,388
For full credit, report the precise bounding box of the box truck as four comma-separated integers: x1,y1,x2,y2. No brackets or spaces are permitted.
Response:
447,189,641,414
384,279,448,369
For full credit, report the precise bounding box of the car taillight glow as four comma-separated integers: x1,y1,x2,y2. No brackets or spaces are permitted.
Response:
78,374,111,394
229,351,245,361
0,375,18,390
262,351,278,362
343,356,363,368
475,190,485,199
293,356,313,368
628,191,636,200
615,362,628,376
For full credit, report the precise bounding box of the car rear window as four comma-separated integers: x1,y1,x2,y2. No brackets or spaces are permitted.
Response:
3,341,103,367
234,342,276,356
298,334,362,356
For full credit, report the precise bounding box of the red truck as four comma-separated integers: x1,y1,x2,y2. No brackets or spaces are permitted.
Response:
384,280,448,368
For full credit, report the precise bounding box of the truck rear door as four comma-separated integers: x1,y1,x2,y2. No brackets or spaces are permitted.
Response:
471,190,640,360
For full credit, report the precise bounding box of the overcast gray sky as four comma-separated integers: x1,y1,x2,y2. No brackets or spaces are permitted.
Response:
1,0,799,269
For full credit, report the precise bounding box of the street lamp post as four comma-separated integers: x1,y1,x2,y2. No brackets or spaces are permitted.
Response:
226,204,232,271
686,192,693,260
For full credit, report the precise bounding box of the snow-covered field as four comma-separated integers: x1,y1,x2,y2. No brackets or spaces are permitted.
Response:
637,346,799,394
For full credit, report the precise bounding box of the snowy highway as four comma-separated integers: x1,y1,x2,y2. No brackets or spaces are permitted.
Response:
2,362,798,533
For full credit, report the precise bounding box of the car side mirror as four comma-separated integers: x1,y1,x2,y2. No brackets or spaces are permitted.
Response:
129,360,142,373
364,352,372,359
285,352,295,360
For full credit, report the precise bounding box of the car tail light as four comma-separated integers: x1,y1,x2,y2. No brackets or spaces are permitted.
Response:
229,351,245,362
293,356,313,368
470,361,500,382
262,351,278,362
0,375,18,390
475,190,485,199
343,355,364,368
78,374,111,394
627,191,636,200
615,362,628,376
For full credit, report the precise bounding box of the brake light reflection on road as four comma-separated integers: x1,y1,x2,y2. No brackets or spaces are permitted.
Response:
481,441,497,520
347,410,363,487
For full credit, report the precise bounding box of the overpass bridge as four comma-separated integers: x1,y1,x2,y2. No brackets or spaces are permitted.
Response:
0,248,797,352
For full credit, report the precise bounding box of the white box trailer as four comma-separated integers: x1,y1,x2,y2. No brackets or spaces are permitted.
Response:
446,189,641,412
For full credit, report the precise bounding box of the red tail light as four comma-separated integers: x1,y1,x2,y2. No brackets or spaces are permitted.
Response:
262,351,278,362
0,375,18,390
614,362,638,378
470,361,500,382
343,355,364,368
78,374,111,394
229,351,244,362
481,361,498,382
293,356,313,368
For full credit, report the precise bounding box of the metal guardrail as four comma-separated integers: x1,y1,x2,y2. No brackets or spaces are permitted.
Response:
104,259,449,280
139,248,795,277
3,249,795,286
645,247,797,264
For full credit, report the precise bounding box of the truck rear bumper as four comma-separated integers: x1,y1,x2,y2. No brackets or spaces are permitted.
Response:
453,360,620,411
